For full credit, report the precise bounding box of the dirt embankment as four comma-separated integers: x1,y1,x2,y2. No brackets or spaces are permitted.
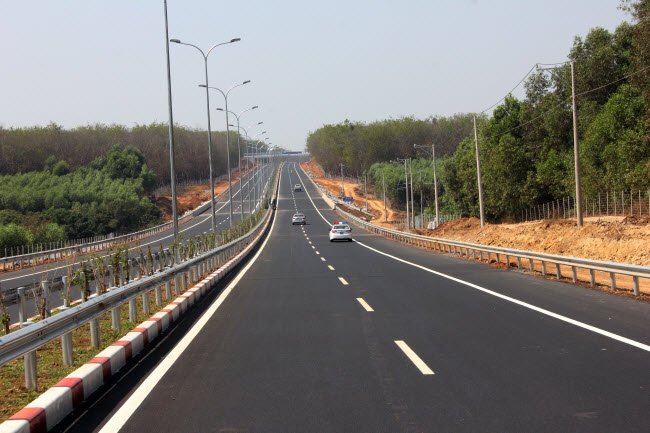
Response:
300,160,403,225
155,168,251,221
301,159,650,267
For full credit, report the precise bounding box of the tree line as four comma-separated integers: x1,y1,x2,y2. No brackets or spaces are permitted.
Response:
0,145,162,251
0,123,265,185
307,0,650,222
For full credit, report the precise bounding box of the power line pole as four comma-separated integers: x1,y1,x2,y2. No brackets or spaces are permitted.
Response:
163,0,178,239
409,159,415,229
431,144,439,228
571,60,583,227
382,171,387,222
340,162,345,197
364,173,368,212
473,115,485,228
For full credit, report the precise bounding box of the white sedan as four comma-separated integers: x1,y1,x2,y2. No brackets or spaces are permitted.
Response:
329,222,352,242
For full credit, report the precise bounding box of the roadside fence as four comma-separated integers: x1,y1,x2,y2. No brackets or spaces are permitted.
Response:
522,190,650,222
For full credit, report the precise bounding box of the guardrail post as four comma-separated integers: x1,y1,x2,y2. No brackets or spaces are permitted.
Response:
61,332,73,366
496,253,500,265
129,297,137,323
155,284,163,306
555,263,562,280
142,290,150,316
633,276,640,296
41,280,50,317
571,266,577,283
111,305,121,332
165,280,172,300
175,274,182,295
24,349,37,390
516,257,521,271
609,273,616,290
529,258,534,272
90,319,100,349
505,255,510,268
17,287,27,324
541,261,546,276
589,269,596,288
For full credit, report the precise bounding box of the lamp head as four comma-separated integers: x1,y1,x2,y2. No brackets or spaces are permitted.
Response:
242,80,251,85
230,38,241,43
170,39,181,43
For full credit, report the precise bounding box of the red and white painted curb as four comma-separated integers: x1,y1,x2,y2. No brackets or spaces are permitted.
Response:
0,216,271,433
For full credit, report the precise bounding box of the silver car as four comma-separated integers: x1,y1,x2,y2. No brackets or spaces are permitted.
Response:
294,184,302,191
329,223,352,241
292,213,306,225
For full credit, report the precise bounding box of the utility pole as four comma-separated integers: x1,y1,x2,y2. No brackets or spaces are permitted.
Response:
340,163,345,197
163,0,178,239
398,159,410,229
419,171,423,224
382,171,387,222
473,115,485,228
571,60,583,227
364,173,368,212
432,144,439,227
409,159,415,229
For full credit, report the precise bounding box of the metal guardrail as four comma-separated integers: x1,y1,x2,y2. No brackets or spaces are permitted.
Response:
335,207,650,296
0,172,260,270
0,163,281,368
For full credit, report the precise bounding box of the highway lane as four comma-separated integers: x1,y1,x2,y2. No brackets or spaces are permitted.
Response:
2,164,273,319
58,162,649,433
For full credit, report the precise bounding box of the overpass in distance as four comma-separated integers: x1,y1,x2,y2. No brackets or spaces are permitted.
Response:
28,161,650,432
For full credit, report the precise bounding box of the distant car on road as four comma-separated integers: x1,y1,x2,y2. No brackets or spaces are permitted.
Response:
294,184,302,191
292,213,306,225
329,222,352,242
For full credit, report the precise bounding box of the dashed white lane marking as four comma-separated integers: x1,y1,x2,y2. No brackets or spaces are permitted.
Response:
320,257,326,262
308,241,312,245
356,297,374,312
338,277,349,285
311,245,315,249
395,340,435,375
327,265,335,271
315,251,320,255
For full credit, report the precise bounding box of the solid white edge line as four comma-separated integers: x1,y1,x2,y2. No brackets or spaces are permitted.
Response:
356,297,374,312
295,163,650,353
395,340,434,375
338,277,349,286
97,164,283,433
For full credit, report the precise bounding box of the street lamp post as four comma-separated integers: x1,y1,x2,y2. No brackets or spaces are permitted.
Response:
202,81,251,227
162,0,179,239
221,106,258,220
170,37,240,233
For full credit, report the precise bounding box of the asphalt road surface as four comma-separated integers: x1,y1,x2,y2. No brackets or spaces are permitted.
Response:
1,164,273,320
56,162,650,433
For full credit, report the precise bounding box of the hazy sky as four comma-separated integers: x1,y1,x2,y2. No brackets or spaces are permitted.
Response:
1,1,628,151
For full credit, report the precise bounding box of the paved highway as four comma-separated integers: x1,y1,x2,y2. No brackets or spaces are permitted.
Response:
1,164,273,320
57,162,650,433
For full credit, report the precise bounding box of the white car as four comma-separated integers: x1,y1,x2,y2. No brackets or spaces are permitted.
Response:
292,213,306,225
294,184,302,191
329,222,352,242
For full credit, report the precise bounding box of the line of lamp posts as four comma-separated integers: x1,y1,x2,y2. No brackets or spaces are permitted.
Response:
162,0,273,239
